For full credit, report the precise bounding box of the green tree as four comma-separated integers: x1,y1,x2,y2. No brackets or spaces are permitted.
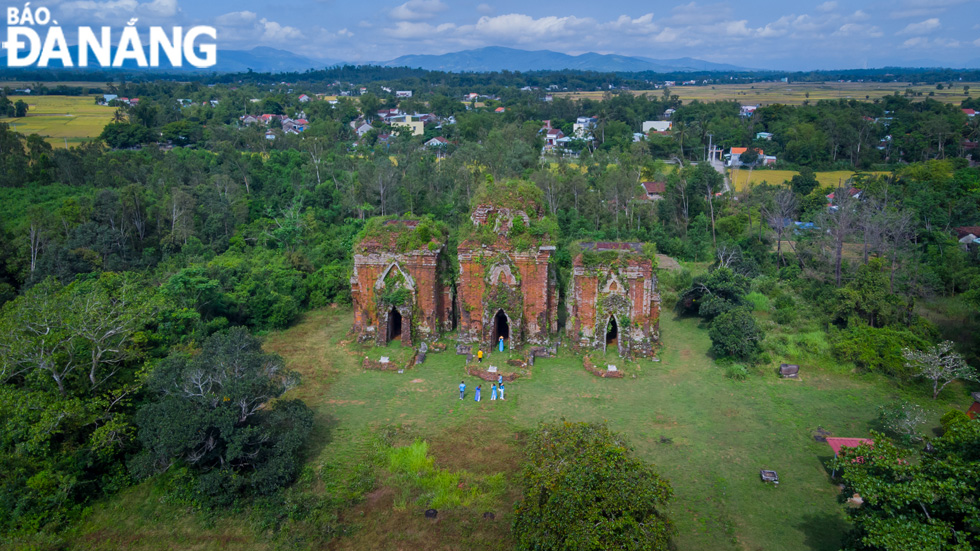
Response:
131,327,313,504
0,274,153,534
679,266,751,319
834,421,980,551
513,421,673,551
790,167,819,196
13,100,28,117
708,308,764,360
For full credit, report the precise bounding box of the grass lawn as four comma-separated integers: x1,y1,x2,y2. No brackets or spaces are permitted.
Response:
67,306,958,551
0,95,115,148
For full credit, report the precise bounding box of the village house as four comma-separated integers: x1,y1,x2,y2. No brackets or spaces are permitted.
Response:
642,121,672,133
390,115,425,136
565,242,660,358
350,219,452,347
298,94,311,103
726,147,776,167
640,181,667,201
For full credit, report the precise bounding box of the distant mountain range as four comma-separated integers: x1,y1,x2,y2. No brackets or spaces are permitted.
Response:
3,45,976,74
379,46,751,73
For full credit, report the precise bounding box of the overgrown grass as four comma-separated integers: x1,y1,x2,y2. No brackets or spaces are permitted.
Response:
385,440,505,510
66,307,964,551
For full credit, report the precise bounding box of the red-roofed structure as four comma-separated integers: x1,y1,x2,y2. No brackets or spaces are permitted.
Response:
826,437,873,456
641,181,667,200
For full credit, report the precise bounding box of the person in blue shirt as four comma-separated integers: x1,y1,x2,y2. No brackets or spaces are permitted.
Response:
499,383,505,401
497,374,503,385
498,336,504,352
459,381,465,400
490,383,497,400
475,385,481,402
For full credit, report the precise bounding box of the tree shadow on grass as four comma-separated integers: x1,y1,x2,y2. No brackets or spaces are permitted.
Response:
302,412,339,463
798,512,849,551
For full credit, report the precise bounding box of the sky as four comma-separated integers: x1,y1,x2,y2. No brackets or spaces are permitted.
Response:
23,0,980,70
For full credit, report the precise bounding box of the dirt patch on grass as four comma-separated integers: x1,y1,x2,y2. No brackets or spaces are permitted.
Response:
330,421,521,551
427,420,522,476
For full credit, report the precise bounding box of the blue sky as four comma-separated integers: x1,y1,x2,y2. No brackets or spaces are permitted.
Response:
29,0,980,69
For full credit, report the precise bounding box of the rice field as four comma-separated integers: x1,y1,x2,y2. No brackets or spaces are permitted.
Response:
557,81,980,106
729,169,890,191
0,95,117,148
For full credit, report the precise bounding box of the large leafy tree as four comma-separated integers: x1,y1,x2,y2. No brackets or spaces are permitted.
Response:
0,274,153,533
132,327,312,504
835,421,980,551
513,421,673,551
679,266,751,319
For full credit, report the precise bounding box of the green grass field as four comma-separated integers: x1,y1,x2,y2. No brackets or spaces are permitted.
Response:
0,95,115,148
557,81,980,106
66,307,959,551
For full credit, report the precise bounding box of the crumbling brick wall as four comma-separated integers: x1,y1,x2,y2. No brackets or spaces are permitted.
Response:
566,243,661,357
351,225,448,346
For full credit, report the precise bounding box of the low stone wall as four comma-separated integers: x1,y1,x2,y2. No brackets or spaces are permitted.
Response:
363,352,417,372
466,365,520,382
583,355,624,378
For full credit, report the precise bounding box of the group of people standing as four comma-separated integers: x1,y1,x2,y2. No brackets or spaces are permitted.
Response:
459,375,506,402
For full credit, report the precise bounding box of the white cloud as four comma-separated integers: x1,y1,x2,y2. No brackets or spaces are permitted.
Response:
901,36,929,47
816,1,837,12
258,18,303,41
390,0,448,21
601,14,658,35
463,13,593,42
974,37,980,46
388,20,456,39
476,3,493,15
833,23,882,38
215,10,257,26
898,18,941,35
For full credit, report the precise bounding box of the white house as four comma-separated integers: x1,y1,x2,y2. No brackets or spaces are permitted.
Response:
643,121,672,133
755,132,773,140
395,90,413,98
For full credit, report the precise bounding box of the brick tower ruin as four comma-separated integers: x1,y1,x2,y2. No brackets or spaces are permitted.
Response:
350,218,452,347
456,181,559,349
566,242,661,357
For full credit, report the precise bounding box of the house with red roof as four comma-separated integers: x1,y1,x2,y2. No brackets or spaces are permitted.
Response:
640,181,667,201
963,108,976,117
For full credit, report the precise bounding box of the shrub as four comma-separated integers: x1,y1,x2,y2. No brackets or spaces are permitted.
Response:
513,421,672,551
708,308,764,361
831,325,930,379
940,409,971,433
725,364,749,381
745,292,771,312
